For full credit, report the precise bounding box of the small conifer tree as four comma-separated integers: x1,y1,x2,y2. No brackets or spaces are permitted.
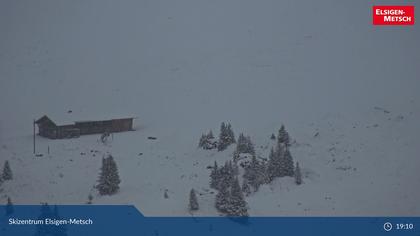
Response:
215,181,230,214
228,178,248,217
295,162,302,185
218,122,235,151
270,133,276,140
210,161,219,189
97,155,121,195
283,148,295,177
2,160,13,180
189,188,199,211
278,125,290,147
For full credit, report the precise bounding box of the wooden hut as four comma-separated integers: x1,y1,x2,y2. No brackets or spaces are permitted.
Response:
35,115,134,139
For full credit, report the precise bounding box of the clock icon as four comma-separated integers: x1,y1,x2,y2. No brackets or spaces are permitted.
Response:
384,222,393,232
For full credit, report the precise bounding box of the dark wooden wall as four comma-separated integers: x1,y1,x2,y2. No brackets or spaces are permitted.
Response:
36,116,134,139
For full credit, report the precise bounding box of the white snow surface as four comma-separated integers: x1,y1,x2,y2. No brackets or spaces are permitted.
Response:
0,0,419,216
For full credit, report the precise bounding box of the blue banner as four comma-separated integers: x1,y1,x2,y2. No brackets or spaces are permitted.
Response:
0,205,419,236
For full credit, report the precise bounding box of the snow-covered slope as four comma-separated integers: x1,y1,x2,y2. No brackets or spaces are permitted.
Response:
0,0,419,216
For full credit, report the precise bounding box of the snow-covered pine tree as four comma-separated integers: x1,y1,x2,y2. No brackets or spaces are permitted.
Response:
226,123,236,144
267,142,295,180
245,136,255,156
97,155,121,195
217,122,227,151
218,122,235,151
260,160,269,184
270,133,276,140
208,130,217,149
243,156,265,191
227,177,248,217
236,134,256,155
199,130,217,150
219,161,234,189
236,133,247,153
210,161,219,189
267,147,276,182
6,197,13,216
198,134,206,148
283,147,295,177
243,158,255,189
215,180,230,214
295,162,302,185
278,125,290,147
267,144,286,181
211,161,235,191
189,188,199,211
241,179,251,196
2,160,13,180
255,157,266,189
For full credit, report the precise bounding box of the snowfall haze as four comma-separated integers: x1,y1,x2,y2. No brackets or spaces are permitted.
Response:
0,0,419,216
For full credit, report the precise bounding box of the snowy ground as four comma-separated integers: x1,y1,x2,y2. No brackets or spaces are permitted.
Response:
0,0,419,216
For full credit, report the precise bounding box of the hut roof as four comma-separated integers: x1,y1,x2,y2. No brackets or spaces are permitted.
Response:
35,113,137,126
35,115,57,126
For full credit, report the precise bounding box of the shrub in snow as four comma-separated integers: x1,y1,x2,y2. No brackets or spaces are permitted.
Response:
97,155,121,196
189,188,199,211
2,160,13,181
